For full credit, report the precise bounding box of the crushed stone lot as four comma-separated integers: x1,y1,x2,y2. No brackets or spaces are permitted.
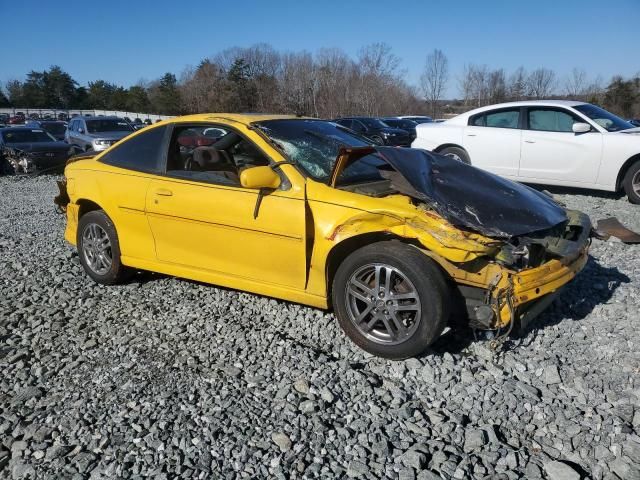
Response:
1,175,639,480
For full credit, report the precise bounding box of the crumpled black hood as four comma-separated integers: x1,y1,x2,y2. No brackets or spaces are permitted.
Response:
374,147,568,239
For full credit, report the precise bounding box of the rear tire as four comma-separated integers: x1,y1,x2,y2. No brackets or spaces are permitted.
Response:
77,210,131,285
370,135,384,145
622,161,640,204
332,241,450,359
439,146,470,164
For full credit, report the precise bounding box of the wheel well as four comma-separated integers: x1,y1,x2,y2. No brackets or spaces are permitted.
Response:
616,154,640,191
77,199,102,218
434,143,466,154
325,232,418,308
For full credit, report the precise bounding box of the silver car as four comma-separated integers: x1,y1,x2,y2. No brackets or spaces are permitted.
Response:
65,116,135,152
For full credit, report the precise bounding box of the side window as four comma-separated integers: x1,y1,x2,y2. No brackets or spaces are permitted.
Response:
528,108,578,132
165,124,269,186
471,114,486,126
100,125,167,173
336,119,352,129
352,120,366,132
485,109,520,129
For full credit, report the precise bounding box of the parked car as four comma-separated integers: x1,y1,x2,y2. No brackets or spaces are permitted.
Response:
381,118,418,141
54,114,592,359
398,115,433,124
65,116,135,152
8,114,25,125
0,127,71,174
130,118,145,130
412,100,640,203
333,117,411,146
58,113,68,121
144,119,152,126
25,120,68,141
629,119,640,128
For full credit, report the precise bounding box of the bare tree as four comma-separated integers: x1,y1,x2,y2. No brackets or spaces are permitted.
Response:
279,52,318,116
508,67,528,101
487,69,507,104
357,43,400,77
459,64,491,107
420,49,449,117
527,68,556,99
565,68,587,99
584,75,605,104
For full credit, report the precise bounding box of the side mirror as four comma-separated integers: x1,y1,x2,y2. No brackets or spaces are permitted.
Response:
240,166,281,190
78,128,85,134
572,122,591,134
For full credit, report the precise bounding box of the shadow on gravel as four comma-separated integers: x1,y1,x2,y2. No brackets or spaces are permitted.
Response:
124,270,167,285
517,255,629,335
423,255,630,357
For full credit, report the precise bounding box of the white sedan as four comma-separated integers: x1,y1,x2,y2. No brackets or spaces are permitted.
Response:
412,100,640,203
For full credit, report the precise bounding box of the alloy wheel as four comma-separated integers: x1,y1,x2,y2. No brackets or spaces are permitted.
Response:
344,263,422,345
82,223,112,275
633,170,640,196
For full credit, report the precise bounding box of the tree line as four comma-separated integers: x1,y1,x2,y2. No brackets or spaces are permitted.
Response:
1,43,639,119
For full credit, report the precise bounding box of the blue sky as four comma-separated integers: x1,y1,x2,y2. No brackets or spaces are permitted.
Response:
2,0,638,98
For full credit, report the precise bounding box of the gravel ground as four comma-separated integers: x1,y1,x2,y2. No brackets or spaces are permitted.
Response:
1,176,639,480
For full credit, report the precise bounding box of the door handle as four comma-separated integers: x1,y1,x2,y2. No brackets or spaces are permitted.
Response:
155,188,173,196
524,140,536,144
466,133,477,137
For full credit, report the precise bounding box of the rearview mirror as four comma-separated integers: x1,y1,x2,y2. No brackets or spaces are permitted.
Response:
572,122,591,134
240,166,281,190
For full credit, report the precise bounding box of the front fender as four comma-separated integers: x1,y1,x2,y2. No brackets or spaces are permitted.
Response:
326,210,497,263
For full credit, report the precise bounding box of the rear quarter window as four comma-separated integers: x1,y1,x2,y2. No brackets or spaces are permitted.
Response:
469,109,520,129
100,125,168,173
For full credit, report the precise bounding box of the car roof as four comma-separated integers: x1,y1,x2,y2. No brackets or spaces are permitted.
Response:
444,100,590,124
467,100,587,114
161,113,300,126
73,115,124,121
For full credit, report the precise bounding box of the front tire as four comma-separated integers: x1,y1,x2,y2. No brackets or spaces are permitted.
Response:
332,241,450,359
623,161,640,204
77,210,131,284
439,146,470,164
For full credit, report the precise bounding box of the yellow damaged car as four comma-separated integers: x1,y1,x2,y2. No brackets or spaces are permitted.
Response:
55,114,592,359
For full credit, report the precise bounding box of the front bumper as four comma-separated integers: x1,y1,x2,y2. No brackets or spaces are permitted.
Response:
496,211,592,328
433,210,591,331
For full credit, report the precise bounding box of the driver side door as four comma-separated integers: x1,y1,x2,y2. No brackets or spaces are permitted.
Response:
519,107,603,184
145,124,308,290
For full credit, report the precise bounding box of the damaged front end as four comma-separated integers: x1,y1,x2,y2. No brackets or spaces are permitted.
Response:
1,147,38,174
330,146,594,340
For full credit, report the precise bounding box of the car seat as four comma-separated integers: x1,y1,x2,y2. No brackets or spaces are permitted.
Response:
192,146,239,182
